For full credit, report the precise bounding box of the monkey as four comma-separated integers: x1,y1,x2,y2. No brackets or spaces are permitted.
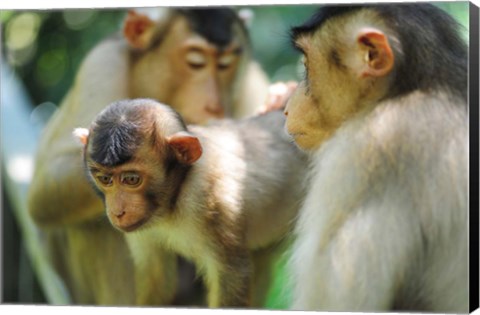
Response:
27,7,271,305
283,3,469,313
73,98,308,308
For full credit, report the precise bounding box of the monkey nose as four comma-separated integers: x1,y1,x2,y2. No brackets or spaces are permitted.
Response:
205,103,225,117
115,210,126,219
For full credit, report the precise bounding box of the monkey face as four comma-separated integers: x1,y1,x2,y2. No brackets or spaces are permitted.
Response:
90,164,155,232
284,82,328,151
284,32,353,151
84,139,170,233
129,14,245,125
285,14,395,152
169,34,242,123
87,141,195,233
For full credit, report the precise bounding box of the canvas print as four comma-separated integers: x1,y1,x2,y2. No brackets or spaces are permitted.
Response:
1,2,478,313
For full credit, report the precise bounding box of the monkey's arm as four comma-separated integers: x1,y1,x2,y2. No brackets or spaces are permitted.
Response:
28,147,103,227
233,61,270,118
125,233,178,305
27,94,104,226
204,244,252,307
199,204,253,308
28,39,130,227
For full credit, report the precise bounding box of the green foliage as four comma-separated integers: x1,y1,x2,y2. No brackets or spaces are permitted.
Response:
2,9,124,105
0,10,15,22
436,2,469,40
245,5,315,82
263,242,293,309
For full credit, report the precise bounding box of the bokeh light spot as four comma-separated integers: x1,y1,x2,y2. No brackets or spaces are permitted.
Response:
63,10,97,30
6,12,41,51
35,49,69,87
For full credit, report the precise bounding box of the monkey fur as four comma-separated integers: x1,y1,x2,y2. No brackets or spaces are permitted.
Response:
76,98,307,307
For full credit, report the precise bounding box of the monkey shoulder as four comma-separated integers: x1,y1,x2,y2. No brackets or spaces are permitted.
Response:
304,90,468,223
73,37,130,102
78,35,128,76
367,91,468,160
183,125,247,212
186,112,307,249
205,111,308,249
193,110,294,162
342,91,468,166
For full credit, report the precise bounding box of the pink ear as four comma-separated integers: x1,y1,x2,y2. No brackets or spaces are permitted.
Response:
167,132,203,165
357,29,394,77
123,10,155,50
73,128,89,145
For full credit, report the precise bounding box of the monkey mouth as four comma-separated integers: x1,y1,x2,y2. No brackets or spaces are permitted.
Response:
117,217,149,232
288,132,306,141
284,124,305,140
290,132,305,137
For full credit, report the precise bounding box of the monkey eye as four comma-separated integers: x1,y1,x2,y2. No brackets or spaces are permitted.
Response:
297,55,309,81
120,172,142,187
218,54,235,70
96,174,113,186
186,50,207,69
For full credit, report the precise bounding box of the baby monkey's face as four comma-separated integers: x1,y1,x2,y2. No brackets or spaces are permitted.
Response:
86,146,162,233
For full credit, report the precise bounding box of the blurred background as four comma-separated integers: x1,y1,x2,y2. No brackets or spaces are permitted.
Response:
1,3,469,108
1,2,470,306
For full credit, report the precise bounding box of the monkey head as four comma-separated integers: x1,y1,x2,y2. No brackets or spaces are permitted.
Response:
284,8,396,151
125,8,250,125
74,99,203,232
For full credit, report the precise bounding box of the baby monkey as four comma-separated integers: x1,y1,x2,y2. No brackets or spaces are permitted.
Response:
74,99,307,307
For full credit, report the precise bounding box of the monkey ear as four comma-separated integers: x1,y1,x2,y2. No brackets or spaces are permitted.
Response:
356,28,394,77
73,128,89,146
167,132,203,165
123,10,156,50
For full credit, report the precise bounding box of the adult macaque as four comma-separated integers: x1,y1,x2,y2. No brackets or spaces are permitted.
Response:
27,7,270,305
74,98,307,308
285,4,468,313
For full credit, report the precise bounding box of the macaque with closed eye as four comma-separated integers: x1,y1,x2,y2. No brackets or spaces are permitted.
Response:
74,98,307,308
27,7,271,305
284,3,469,312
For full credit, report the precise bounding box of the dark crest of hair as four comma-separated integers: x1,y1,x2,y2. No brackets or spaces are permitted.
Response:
88,100,147,167
177,8,248,48
291,3,468,101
